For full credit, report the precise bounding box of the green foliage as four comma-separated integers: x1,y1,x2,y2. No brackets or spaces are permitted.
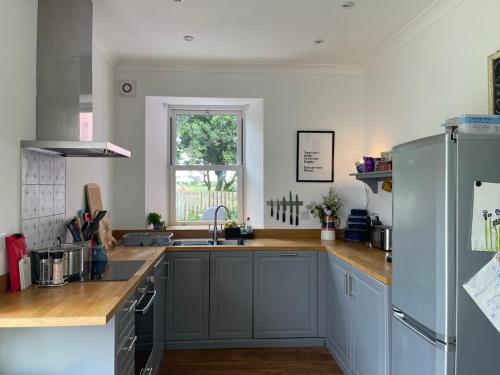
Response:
306,187,343,223
147,212,162,225
176,114,238,192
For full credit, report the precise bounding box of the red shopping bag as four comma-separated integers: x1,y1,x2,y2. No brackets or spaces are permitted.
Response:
5,234,28,293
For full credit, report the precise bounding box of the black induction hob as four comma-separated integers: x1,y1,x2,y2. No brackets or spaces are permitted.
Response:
78,260,145,281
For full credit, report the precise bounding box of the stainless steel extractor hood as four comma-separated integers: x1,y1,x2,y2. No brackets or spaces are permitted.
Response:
21,0,131,158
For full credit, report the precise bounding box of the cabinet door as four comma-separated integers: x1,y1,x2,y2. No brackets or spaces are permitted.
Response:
152,255,166,369
209,251,253,339
166,252,209,341
254,251,317,338
327,254,351,372
351,268,390,375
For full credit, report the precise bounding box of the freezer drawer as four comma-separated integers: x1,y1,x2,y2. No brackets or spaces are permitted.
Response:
392,313,454,375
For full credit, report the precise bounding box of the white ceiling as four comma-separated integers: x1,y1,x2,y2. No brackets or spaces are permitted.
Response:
94,0,436,65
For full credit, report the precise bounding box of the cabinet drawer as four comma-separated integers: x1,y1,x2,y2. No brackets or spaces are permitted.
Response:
116,321,136,375
116,293,137,347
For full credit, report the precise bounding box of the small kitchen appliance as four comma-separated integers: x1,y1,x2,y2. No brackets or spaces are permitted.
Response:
370,224,392,251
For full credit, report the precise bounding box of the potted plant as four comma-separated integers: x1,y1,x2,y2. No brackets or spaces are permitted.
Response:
306,187,342,240
147,212,166,230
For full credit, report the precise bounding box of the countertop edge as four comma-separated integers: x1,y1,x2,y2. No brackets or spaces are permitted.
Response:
0,240,390,328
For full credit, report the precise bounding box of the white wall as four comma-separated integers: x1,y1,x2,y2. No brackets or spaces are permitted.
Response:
66,45,116,225
114,69,366,228
364,0,500,225
0,0,37,274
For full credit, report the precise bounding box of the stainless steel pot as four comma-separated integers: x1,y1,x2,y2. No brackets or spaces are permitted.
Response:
31,243,89,283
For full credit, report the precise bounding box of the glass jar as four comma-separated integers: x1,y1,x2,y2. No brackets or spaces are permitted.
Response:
38,251,52,285
51,251,65,285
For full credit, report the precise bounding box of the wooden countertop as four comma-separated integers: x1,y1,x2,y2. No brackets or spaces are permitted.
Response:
0,246,165,329
0,239,390,328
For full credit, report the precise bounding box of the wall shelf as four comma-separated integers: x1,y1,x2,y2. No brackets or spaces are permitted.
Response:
349,171,392,193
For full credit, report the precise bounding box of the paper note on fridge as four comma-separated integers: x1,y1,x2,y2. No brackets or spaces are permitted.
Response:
463,256,500,333
471,182,500,252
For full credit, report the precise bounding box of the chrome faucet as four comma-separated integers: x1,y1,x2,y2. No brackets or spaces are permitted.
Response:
212,205,230,244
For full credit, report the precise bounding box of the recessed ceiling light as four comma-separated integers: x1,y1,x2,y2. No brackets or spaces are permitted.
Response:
183,35,194,42
342,1,355,8
314,39,325,44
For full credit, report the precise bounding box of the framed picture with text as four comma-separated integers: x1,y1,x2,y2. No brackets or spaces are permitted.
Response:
488,50,500,115
296,130,334,182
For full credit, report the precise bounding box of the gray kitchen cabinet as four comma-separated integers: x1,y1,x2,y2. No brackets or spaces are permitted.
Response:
327,254,351,371
326,253,390,375
351,266,390,375
115,292,137,375
165,252,210,341
210,251,253,339
253,251,318,338
151,254,166,371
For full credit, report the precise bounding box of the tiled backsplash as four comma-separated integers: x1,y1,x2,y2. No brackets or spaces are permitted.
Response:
21,150,66,250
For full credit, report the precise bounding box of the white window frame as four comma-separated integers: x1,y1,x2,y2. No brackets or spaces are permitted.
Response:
169,107,244,225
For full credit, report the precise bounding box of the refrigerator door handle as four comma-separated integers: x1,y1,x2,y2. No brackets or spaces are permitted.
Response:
393,310,436,347
393,309,454,352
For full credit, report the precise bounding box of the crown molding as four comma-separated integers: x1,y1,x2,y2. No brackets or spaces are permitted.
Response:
365,0,465,71
115,60,364,75
93,26,119,67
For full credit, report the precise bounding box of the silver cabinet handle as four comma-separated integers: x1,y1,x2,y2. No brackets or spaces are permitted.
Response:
121,335,137,352
203,259,209,279
135,290,157,315
121,299,137,313
347,275,353,296
154,255,165,270
279,253,297,256
163,261,170,280
140,368,153,375
344,273,348,295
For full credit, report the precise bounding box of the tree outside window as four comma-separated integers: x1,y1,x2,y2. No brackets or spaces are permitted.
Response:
170,109,243,224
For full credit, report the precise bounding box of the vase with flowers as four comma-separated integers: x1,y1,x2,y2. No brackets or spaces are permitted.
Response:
306,187,342,240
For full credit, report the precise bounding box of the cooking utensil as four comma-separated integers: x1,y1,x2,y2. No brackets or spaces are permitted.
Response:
67,218,82,242
18,256,31,291
289,191,293,225
282,197,286,222
270,200,274,217
86,210,107,243
31,244,88,282
295,194,299,226
81,221,90,241
85,183,116,250
276,199,280,220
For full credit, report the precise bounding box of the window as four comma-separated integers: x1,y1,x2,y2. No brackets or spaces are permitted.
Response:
169,109,243,224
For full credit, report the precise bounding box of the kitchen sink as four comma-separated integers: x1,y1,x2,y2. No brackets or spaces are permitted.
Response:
171,239,245,246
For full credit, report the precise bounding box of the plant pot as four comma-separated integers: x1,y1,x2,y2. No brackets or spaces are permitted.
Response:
224,227,242,239
152,223,164,230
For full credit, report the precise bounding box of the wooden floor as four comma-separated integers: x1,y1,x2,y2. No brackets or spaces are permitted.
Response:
161,347,343,375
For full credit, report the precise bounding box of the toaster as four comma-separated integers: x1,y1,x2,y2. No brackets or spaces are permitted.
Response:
370,225,392,251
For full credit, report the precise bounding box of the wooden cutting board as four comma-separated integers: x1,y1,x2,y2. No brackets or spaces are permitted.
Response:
85,183,116,250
